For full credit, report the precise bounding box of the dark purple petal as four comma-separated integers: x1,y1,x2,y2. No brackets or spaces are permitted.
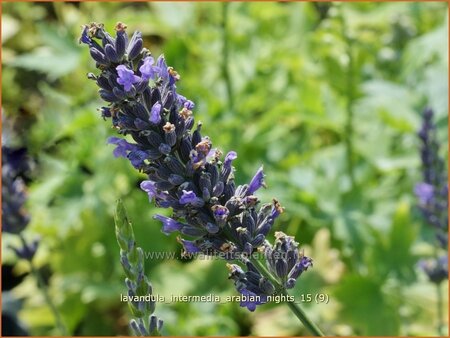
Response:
247,166,265,195
154,215,185,235
128,150,148,168
288,256,313,280
224,151,237,166
156,55,168,80
150,102,162,124
212,205,229,219
116,65,140,92
79,26,92,45
184,100,195,110
178,238,201,254
238,289,266,312
108,137,137,158
140,180,157,202
139,56,159,81
179,190,198,205
222,151,237,181
414,183,434,205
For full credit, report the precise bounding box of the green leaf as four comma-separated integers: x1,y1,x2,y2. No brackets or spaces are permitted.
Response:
333,274,400,335
369,199,418,282
8,24,81,79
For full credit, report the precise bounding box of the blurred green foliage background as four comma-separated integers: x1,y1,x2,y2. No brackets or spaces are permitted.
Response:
1,1,448,336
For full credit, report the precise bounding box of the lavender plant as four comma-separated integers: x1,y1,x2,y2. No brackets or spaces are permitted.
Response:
80,22,323,335
2,144,68,335
414,107,448,282
414,107,448,335
115,199,163,336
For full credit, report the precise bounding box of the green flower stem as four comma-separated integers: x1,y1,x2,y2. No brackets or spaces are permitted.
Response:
19,234,69,336
282,290,325,337
250,256,325,337
435,281,444,336
434,244,444,336
114,200,162,336
249,255,280,288
432,244,445,336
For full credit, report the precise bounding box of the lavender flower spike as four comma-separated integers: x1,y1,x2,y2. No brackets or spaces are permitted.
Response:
115,200,163,335
81,22,314,315
2,146,39,261
414,107,448,284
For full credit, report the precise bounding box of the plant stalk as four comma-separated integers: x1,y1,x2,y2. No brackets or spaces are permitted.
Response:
250,256,325,336
436,281,444,336
282,289,325,337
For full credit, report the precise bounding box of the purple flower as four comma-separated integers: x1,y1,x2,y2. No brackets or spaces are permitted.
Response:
239,289,267,312
414,183,434,205
176,94,187,106
140,180,158,201
140,180,172,205
156,55,169,80
179,190,204,207
227,261,273,311
248,166,266,195
221,151,237,182
224,151,237,166
179,190,197,204
79,26,92,45
419,256,448,284
212,205,229,219
9,238,39,261
210,205,228,228
288,256,313,282
108,137,137,158
2,147,31,235
184,100,195,110
265,232,313,289
154,215,185,235
139,56,159,81
2,145,39,261
415,108,448,247
177,237,201,254
128,150,148,168
150,103,162,124
116,65,140,91
176,95,195,110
